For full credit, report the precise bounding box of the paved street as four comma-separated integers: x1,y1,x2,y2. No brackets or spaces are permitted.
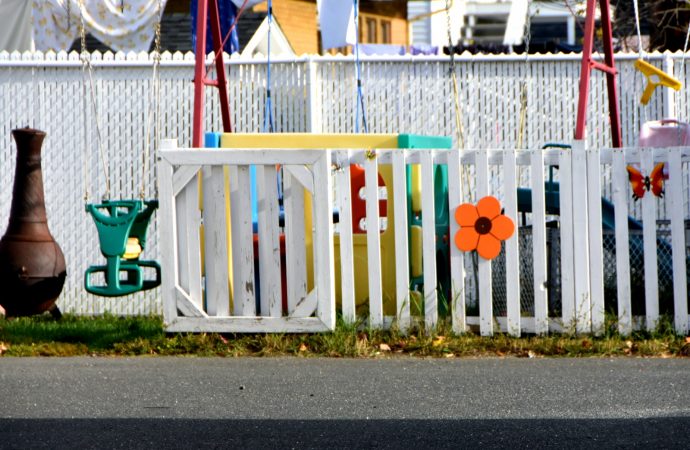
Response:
1,357,689,448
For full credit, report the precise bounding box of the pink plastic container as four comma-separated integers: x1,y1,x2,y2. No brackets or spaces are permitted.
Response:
639,119,690,147
637,119,689,178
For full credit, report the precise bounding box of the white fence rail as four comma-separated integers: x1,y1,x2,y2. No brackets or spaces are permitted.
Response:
1,51,689,321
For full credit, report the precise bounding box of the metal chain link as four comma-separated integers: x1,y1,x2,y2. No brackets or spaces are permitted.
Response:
445,0,472,204
79,0,111,200
445,0,464,150
517,1,532,149
142,0,163,198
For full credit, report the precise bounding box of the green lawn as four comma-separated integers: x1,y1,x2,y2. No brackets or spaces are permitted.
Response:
0,314,688,357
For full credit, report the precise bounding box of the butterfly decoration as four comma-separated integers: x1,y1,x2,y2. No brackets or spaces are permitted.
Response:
626,162,665,201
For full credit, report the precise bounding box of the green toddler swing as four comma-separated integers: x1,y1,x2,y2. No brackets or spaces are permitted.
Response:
79,2,162,297
84,199,161,297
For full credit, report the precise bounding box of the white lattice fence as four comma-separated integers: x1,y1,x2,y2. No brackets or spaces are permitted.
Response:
0,50,688,316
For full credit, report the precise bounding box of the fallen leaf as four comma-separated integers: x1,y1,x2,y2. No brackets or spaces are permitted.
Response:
528,350,536,358
299,343,308,352
432,336,446,347
0,342,7,355
379,343,391,352
685,337,690,344
660,352,673,359
444,353,455,358
626,340,634,349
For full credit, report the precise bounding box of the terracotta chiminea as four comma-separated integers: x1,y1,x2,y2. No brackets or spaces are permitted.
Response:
0,128,66,317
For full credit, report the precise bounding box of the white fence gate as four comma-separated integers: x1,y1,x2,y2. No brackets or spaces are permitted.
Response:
159,140,336,332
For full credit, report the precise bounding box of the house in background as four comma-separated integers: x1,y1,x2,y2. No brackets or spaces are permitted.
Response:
163,0,408,56
409,0,584,52
0,0,584,55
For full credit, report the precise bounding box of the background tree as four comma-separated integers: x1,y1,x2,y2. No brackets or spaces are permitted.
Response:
611,0,690,52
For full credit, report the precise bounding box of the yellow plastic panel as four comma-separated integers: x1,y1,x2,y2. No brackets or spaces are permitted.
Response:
220,133,398,149
410,225,423,278
410,165,422,213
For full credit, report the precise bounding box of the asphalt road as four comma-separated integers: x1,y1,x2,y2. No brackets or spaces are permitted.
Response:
1,357,689,449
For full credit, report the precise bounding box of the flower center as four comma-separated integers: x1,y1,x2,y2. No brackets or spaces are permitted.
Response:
474,217,492,235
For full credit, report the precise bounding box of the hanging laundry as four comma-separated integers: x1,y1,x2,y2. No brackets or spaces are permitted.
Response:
503,0,529,46
410,44,438,56
359,44,404,56
191,0,240,54
317,0,356,51
32,0,167,52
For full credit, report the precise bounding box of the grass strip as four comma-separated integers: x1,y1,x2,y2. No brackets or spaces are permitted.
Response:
0,314,689,358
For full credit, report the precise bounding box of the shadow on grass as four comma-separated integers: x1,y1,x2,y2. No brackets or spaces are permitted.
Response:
0,417,688,448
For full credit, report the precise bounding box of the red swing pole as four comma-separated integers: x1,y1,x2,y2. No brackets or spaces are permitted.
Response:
192,0,233,148
574,0,622,148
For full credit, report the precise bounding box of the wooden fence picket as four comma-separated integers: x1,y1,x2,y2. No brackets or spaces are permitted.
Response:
668,149,689,333
364,152,384,328
640,148,660,331
612,148,633,335
530,149,549,334
475,150,492,336
503,148,520,336
392,150,411,331
420,150,438,331
447,150,466,334
586,147,605,335
559,147,576,331
334,154,356,323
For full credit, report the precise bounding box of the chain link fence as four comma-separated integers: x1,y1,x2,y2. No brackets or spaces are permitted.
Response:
487,223,690,318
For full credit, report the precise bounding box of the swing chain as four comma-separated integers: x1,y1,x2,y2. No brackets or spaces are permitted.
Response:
79,0,111,200
444,0,472,204
142,0,164,199
79,0,90,202
445,0,464,150
517,1,532,149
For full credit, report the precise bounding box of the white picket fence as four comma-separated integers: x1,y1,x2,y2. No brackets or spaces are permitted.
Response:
1,50,689,326
159,137,689,335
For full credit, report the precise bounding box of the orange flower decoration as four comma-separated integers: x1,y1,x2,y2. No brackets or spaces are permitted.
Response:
454,196,515,260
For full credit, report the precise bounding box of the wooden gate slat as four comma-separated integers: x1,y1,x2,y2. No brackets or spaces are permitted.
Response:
612,148,632,335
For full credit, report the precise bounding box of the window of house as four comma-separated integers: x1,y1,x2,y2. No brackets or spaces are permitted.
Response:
366,18,377,43
381,20,392,44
